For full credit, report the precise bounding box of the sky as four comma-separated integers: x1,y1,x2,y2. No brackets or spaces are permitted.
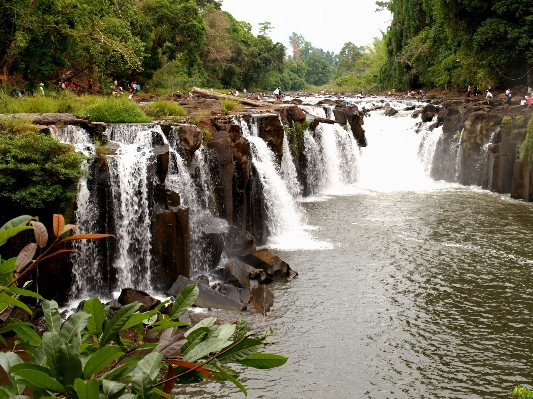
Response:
221,0,392,54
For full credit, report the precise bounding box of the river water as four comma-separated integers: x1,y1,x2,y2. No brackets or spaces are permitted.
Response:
176,110,533,398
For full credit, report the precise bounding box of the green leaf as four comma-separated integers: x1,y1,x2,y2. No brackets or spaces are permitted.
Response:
210,324,236,340
238,353,287,369
0,287,43,301
0,216,36,234
133,352,162,382
217,338,262,364
212,361,247,396
184,317,216,338
0,293,32,316
9,363,66,393
42,300,61,333
98,363,136,382
11,323,41,346
30,345,47,367
74,379,99,399
60,311,91,347
131,370,152,399
170,284,199,319
153,388,171,399
56,343,83,389
42,332,65,377
180,327,210,356
182,338,232,362
84,299,105,335
82,346,123,378
117,394,137,399
146,322,189,335
234,315,247,341
121,308,160,331
100,303,141,347
0,258,16,275
0,352,25,393
101,379,126,399
0,227,34,247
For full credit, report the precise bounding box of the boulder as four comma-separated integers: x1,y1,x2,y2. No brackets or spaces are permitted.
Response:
211,282,251,304
421,104,438,122
240,248,298,280
168,275,247,311
208,131,235,222
384,107,398,116
225,226,256,257
118,288,161,312
176,124,202,153
225,258,272,288
254,113,285,160
250,285,274,315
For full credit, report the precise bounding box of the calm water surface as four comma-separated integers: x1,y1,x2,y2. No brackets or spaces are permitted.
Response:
178,114,533,398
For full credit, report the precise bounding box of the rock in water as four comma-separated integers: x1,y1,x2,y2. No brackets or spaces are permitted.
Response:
250,285,274,315
118,288,161,312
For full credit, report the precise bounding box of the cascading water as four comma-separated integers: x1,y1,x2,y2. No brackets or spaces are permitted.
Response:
418,125,444,176
238,117,329,250
280,131,301,198
455,128,464,182
106,124,159,291
55,126,103,297
356,110,441,192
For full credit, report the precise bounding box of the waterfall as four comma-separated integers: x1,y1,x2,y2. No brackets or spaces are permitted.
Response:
302,130,323,195
55,126,103,297
356,111,439,192
299,105,326,119
106,124,159,290
281,132,301,198
418,125,443,176
455,128,464,182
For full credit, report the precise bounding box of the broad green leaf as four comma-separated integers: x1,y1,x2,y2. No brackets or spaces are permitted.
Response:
210,324,236,340
98,362,136,382
11,323,41,346
42,332,65,377
0,293,32,315
0,287,43,301
234,315,247,341
101,379,126,399
180,327,210,356
133,352,162,382
238,353,288,369
184,317,216,338
0,227,34,247
0,258,16,275
131,370,152,399
82,346,123,378
56,343,83,389
182,338,232,362
74,379,99,399
0,216,36,233
117,394,137,399
121,307,161,331
0,352,25,393
42,300,61,333
60,311,91,347
146,321,189,335
30,345,47,367
9,363,66,393
212,361,247,396
217,338,262,364
170,284,199,319
84,299,105,335
99,303,141,347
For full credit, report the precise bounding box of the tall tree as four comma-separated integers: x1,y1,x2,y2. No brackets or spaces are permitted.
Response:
288,32,305,60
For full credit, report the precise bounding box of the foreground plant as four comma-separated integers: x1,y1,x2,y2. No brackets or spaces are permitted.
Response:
0,215,287,398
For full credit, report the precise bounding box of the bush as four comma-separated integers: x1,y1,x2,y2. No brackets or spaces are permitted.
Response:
0,116,38,135
519,118,533,165
0,131,85,217
144,100,186,118
85,97,151,123
220,98,243,115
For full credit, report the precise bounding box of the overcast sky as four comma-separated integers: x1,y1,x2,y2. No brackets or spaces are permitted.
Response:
221,0,392,54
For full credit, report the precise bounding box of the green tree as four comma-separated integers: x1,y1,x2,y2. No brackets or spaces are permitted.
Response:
305,51,332,85
258,21,274,37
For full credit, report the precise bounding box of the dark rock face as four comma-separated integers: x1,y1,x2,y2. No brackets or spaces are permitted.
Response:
254,114,285,162
240,248,298,281
384,107,398,117
118,288,161,312
208,131,235,223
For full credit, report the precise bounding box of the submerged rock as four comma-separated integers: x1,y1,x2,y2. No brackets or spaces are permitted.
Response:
250,285,274,316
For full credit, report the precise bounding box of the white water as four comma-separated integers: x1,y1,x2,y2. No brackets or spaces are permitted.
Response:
355,110,443,192
280,133,301,197
238,117,330,250
107,124,157,290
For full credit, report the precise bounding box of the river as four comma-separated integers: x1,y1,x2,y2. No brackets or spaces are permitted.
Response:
175,108,533,398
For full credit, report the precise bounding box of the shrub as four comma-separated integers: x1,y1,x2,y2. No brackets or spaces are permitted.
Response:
0,131,85,217
0,116,38,135
220,98,243,115
85,97,151,123
144,100,186,118
519,118,533,165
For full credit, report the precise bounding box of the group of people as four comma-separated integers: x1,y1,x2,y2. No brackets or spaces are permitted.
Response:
467,85,485,97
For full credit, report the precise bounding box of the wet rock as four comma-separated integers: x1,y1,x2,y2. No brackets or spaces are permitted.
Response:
250,285,274,315
412,109,423,118
240,248,298,280
384,107,398,117
196,215,229,270
254,113,285,160
195,275,210,286
176,124,202,153
118,288,161,313
421,104,438,122
208,131,234,222
278,105,307,124
168,275,247,311
226,258,272,288
226,226,256,257
211,282,251,304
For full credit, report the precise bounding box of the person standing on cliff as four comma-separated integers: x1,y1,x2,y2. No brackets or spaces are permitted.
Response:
486,89,493,104
506,88,512,105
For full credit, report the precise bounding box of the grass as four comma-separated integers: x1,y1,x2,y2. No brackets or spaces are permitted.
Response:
144,100,186,117
84,97,151,123
220,98,243,115
0,116,39,134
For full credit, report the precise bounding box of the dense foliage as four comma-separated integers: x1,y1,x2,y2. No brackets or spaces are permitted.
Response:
0,214,287,399
0,129,85,218
378,0,533,90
